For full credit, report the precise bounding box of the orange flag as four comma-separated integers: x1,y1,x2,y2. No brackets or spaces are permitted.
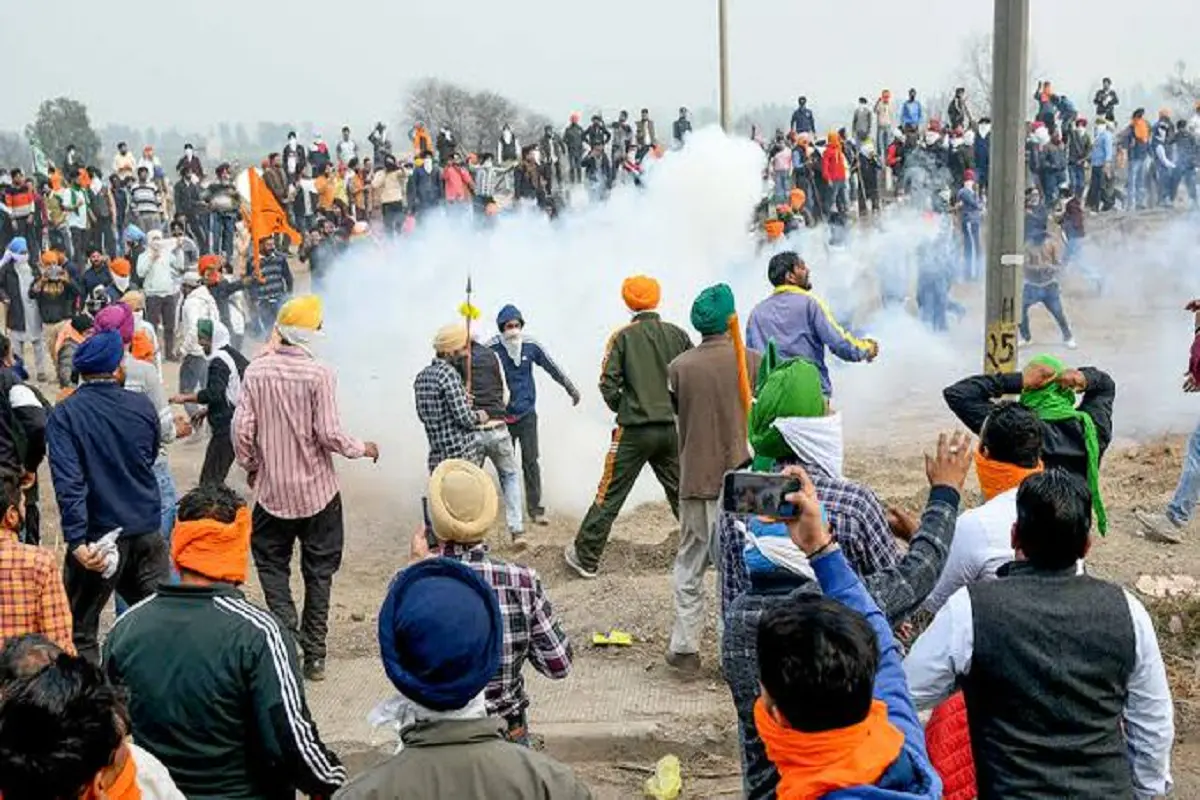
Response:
245,168,301,280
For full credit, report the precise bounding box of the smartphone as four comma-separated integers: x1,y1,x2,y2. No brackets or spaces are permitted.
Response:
421,497,439,550
721,471,802,519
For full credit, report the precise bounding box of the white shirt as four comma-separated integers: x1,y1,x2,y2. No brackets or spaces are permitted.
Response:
336,138,357,163
905,582,1174,799
923,489,1019,614
56,187,88,230
179,286,218,358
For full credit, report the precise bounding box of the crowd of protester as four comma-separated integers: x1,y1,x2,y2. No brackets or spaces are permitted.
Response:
0,76,1193,798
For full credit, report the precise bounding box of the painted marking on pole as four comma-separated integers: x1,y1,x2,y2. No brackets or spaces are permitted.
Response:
1000,253,1025,266
985,321,1019,374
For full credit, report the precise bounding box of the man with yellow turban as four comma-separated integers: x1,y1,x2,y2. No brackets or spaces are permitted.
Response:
565,275,693,579
104,483,346,798
233,294,379,681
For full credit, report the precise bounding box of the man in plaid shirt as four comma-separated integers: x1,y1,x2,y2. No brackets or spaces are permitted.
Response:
417,459,572,745
415,323,484,472
0,474,73,654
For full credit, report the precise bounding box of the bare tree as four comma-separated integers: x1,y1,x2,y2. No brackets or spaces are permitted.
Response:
0,132,32,171
1164,61,1200,106
402,78,551,157
953,31,1041,118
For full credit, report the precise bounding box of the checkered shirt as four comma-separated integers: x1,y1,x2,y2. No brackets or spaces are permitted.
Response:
719,471,901,614
413,358,481,472
441,542,573,722
0,533,75,654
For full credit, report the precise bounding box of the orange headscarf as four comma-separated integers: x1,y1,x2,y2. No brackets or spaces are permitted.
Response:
130,330,155,363
975,449,1042,501
764,219,785,241
109,257,131,278
85,743,142,800
754,697,904,799
789,188,806,211
198,254,223,285
621,275,661,311
171,507,252,584
41,250,64,266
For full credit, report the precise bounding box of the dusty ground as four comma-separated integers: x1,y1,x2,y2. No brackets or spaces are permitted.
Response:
27,216,1200,797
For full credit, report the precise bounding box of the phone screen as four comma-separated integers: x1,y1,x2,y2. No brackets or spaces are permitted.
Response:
721,471,802,519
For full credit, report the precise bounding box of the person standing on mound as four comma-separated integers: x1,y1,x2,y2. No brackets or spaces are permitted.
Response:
565,276,692,579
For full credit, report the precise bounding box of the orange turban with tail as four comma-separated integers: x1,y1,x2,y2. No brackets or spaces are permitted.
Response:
109,257,132,278
171,506,252,584
621,275,661,311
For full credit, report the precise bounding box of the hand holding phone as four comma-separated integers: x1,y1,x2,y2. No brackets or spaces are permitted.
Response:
722,471,803,519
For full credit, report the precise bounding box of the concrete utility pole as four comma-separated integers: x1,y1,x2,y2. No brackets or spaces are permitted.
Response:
983,0,1029,375
718,0,731,132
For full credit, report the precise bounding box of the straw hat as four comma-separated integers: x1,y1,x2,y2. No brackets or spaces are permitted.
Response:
428,460,498,543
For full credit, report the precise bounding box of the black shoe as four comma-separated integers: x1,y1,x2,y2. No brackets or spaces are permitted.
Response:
303,658,326,682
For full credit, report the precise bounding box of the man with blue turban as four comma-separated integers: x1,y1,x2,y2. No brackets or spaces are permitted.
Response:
336,557,592,798
46,329,169,663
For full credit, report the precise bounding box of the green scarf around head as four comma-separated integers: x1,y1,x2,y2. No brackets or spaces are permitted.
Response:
1020,354,1107,534
748,341,825,471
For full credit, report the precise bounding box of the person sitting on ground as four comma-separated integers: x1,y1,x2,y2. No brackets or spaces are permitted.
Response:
104,483,347,798
334,556,591,799
724,431,971,799
412,459,572,746
171,319,248,486
943,354,1115,532
753,465,942,799
905,469,1174,799
719,349,902,617
922,402,1046,613
0,475,73,652
0,642,184,799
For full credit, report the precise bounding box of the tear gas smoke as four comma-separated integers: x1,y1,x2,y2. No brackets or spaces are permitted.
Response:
316,128,1199,518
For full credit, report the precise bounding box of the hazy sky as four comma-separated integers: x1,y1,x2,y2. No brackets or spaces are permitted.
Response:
2,0,1194,135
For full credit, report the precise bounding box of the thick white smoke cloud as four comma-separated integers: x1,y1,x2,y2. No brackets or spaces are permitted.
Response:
315,127,1200,517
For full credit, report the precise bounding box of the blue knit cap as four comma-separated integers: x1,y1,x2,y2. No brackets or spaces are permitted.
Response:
496,304,524,331
377,558,502,711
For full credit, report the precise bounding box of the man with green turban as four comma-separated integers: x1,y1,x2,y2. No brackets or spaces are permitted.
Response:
944,355,1115,533
718,342,901,617
663,283,758,673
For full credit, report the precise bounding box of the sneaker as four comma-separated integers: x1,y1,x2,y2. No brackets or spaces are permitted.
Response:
303,658,326,682
665,651,702,674
1064,338,1078,350
563,543,597,579
510,531,528,551
530,512,550,527
1135,509,1185,544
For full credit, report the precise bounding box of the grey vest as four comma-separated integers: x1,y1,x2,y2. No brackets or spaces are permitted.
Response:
964,562,1136,799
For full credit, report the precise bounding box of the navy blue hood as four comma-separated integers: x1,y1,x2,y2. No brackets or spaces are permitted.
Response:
496,304,524,331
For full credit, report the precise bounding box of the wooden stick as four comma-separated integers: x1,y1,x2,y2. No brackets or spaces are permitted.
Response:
728,312,752,416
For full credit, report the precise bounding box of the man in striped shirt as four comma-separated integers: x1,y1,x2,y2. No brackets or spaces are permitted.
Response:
233,294,379,682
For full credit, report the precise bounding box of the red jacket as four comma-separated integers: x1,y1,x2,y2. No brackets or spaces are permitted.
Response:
822,137,848,182
925,692,976,800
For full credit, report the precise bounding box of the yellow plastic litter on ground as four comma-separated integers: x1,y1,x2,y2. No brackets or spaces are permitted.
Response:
591,629,634,647
644,754,682,799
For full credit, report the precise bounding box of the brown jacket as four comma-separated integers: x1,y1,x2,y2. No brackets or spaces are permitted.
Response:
668,335,760,499
333,718,593,800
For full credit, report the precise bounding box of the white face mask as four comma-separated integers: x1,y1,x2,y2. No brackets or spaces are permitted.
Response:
964,180,975,190
532,151,542,165
184,148,193,157
925,131,940,146
503,328,521,341
978,124,991,137
424,161,433,173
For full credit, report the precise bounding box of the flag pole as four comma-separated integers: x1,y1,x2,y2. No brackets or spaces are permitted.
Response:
464,274,474,395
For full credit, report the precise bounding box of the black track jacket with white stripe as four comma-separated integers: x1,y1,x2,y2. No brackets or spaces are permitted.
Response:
104,583,347,799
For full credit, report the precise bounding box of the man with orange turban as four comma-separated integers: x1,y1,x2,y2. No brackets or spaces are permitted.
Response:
565,275,694,579
104,483,346,798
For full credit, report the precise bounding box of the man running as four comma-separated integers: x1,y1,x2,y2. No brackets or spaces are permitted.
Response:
566,276,692,578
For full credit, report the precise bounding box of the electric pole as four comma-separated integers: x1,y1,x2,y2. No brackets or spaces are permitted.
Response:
983,0,1029,374
718,0,731,132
